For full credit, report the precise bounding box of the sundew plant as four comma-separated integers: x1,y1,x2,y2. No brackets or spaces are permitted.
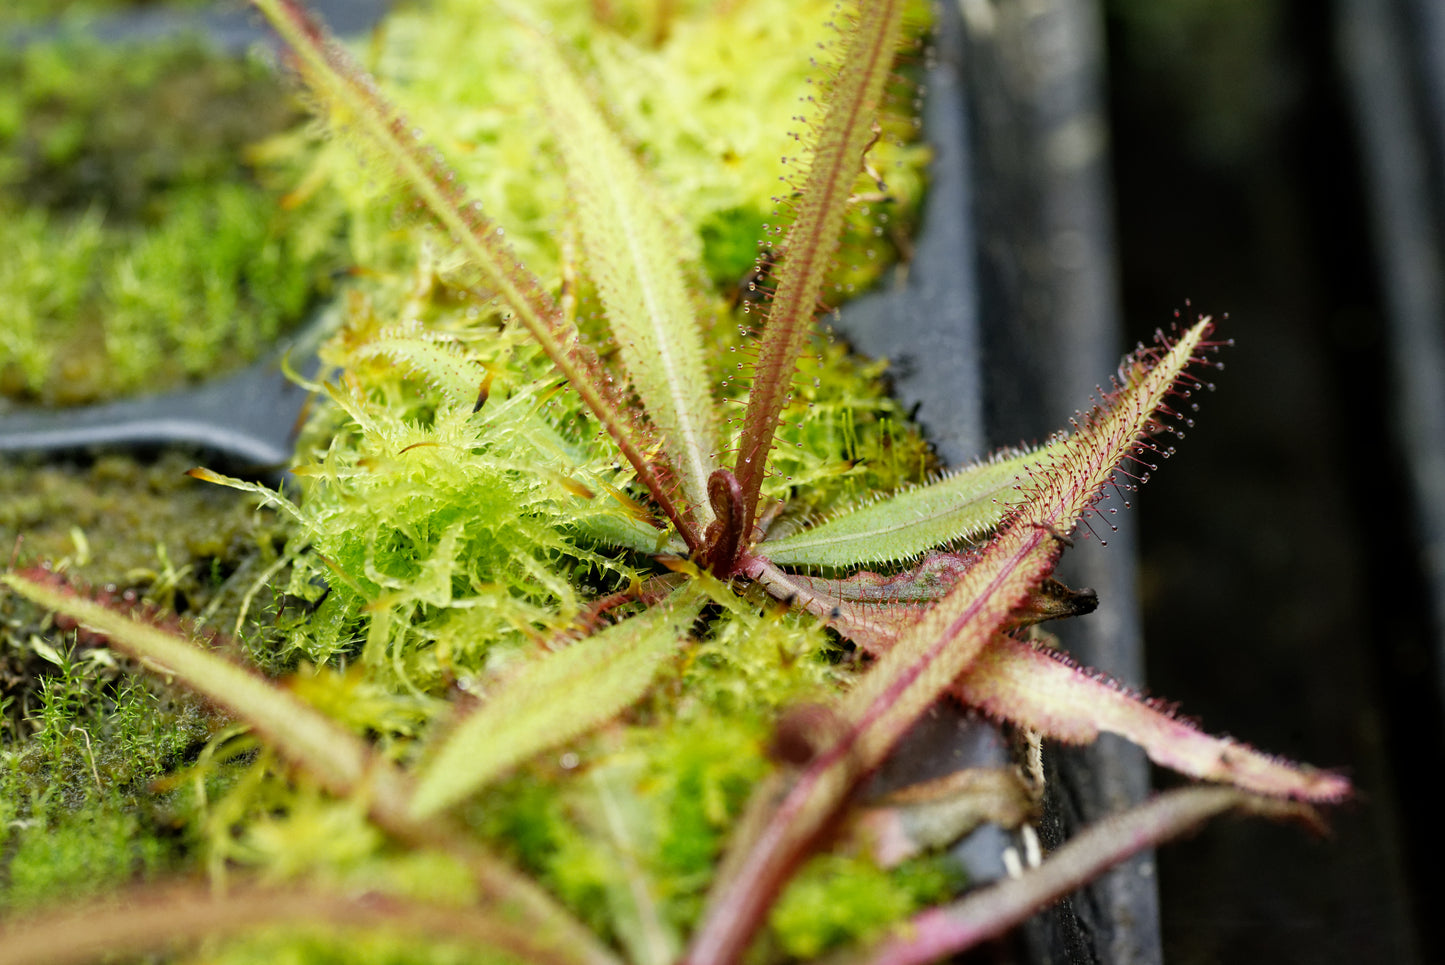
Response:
0,1,1349,963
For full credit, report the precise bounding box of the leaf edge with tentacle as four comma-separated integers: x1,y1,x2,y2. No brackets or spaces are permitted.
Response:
249,0,702,551
408,585,706,819
730,0,910,545
685,319,1223,965
955,635,1351,802
518,23,720,525
757,441,1067,569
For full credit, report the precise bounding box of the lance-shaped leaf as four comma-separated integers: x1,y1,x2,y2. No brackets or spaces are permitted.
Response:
1,568,624,965
840,321,1219,767
249,0,699,551
955,635,1351,801
835,787,1326,965
732,0,908,540
409,587,704,818
521,27,719,525
572,511,685,556
2,567,412,826
686,320,1219,965
583,761,681,965
760,556,1344,800
760,444,1064,569
0,881,582,965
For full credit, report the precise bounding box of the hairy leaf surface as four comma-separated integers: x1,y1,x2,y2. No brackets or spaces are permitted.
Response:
688,320,1218,965
841,320,1219,765
956,636,1350,801
522,26,719,523
759,444,1062,568
409,587,704,818
732,0,909,538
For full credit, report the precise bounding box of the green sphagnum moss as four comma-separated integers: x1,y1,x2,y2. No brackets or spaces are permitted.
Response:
0,1,1346,962
0,32,345,404
1,1,939,957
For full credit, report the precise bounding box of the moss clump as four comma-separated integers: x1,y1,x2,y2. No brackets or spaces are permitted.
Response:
0,35,346,404
283,0,925,294
769,854,960,959
1,1,946,958
0,450,290,602
1,796,177,910
0,449,293,885
4,1,211,25
0,635,214,912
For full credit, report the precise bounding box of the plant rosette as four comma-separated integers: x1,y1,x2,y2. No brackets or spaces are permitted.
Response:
0,2,1348,964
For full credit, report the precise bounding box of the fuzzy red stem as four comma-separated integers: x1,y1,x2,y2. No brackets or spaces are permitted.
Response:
839,787,1322,965
252,0,701,552
731,0,907,551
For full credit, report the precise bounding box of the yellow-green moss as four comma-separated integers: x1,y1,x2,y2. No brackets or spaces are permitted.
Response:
2,1,944,957
769,853,960,959
4,1,212,25
0,35,346,404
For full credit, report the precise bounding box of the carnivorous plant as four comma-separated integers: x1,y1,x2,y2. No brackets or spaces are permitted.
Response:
0,1,1348,962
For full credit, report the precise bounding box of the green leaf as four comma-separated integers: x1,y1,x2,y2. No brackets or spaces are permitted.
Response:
686,320,1221,965
572,511,685,556
1,567,412,823
521,26,719,524
585,760,681,965
409,587,704,819
759,444,1062,568
250,0,702,551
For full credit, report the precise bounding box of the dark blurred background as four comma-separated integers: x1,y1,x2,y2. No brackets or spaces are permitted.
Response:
1105,0,1442,960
